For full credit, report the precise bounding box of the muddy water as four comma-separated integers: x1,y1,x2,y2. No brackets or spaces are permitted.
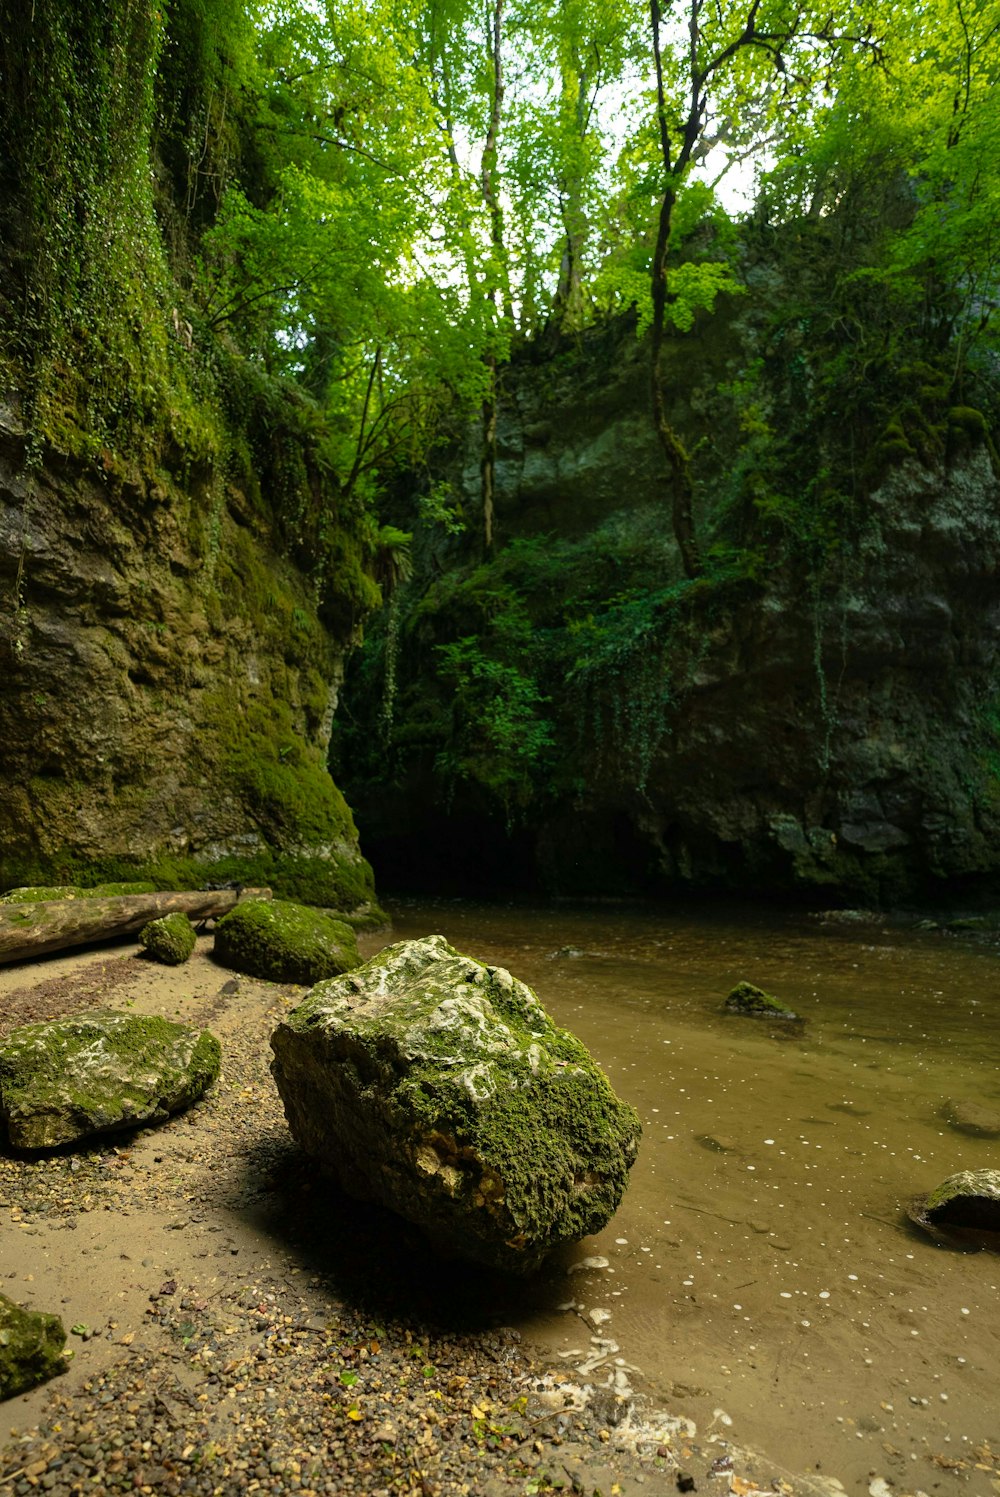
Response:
364,901,1000,1496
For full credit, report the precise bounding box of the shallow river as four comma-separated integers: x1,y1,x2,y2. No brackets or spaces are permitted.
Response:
361,900,1000,1496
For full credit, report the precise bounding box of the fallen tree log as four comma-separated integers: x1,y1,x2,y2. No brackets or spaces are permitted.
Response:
0,888,271,966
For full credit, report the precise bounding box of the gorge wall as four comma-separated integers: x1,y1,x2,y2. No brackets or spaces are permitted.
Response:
334,284,1000,907
0,0,381,914
0,400,379,912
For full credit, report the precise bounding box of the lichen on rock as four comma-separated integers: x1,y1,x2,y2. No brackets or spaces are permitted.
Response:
724,980,799,1020
214,898,360,985
139,912,197,966
269,934,642,1273
0,1294,67,1400
0,1011,221,1150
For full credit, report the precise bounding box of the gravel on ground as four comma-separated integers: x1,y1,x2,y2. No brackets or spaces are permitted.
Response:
0,939,801,1497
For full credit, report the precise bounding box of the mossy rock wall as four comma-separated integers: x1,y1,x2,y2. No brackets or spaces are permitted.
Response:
335,296,1000,907
0,402,377,910
0,0,381,916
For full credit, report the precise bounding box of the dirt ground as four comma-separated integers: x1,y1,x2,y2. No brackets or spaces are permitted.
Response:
0,931,831,1497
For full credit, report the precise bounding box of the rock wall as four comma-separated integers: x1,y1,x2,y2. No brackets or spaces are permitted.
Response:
0,401,379,913
336,311,1000,906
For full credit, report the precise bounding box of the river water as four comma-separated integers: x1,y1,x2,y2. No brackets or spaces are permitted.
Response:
361,900,1000,1496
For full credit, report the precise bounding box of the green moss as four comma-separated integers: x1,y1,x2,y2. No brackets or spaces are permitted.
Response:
724,980,799,1020
0,1011,221,1150
947,406,988,438
0,1294,67,1399
0,886,80,904
925,1168,1000,1221
0,853,383,922
273,936,642,1271
0,882,156,903
214,898,360,985
139,912,196,965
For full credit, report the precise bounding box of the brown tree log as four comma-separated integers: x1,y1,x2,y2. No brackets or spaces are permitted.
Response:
0,888,271,966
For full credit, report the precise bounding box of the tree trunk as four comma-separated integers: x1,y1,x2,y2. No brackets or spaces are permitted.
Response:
0,888,271,966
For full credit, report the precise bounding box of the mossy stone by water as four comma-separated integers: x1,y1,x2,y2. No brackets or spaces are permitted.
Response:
214,899,360,985
908,1168,1000,1249
0,1011,221,1150
270,934,642,1273
139,913,196,966
926,1168,1000,1224
724,980,799,1020
0,1294,66,1400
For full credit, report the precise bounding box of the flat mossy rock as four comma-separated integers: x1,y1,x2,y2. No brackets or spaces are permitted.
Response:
724,980,799,1020
0,883,156,903
214,898,360,985
0,1011,221,1151
0,1294,66,1400
270,934,642,1274
908,1168,1000,1250
139,912,197,966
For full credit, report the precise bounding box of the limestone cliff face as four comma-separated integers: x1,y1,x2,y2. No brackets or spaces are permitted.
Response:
0,402,377,912
336,316,1000,905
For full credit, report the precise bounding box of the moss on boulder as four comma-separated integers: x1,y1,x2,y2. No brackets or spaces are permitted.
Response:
0,1294,67,1400
0,1011,221,1150
139,913,197,966
214,898,360,985
724,980,799,1020
908,1168,1000,1250
270,934,642,1274
925,1168,1000,1224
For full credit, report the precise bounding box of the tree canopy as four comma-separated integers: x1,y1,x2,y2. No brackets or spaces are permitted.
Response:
2,0,998,566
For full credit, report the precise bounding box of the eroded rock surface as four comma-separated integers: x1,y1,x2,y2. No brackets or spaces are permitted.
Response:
0,1010,220,1150
270,935,641,1273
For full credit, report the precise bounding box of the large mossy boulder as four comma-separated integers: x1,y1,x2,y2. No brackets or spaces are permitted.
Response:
0,1011,221,1150
0,1294,66,1400
139,912,197,966
724,980,799,1020
214,898,360,985
270,934,642,1273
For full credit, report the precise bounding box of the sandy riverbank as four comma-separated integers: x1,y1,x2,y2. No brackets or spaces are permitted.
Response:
1,934,827,1497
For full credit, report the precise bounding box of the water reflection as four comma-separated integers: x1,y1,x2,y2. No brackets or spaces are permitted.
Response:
361,901,1000,1494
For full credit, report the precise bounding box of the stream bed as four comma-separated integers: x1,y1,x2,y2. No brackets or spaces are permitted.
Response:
361,900,1000,1496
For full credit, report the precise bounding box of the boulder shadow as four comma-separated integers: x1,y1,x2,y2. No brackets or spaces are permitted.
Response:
229,1131,574,1333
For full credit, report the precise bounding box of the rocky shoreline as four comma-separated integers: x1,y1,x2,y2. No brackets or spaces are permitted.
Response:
0,939,822,1497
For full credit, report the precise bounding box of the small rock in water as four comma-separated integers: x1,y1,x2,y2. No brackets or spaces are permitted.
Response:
907,1167,1000,1249
696,1133,740,1154
723,981,799,1021
941,1098,1000,1138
